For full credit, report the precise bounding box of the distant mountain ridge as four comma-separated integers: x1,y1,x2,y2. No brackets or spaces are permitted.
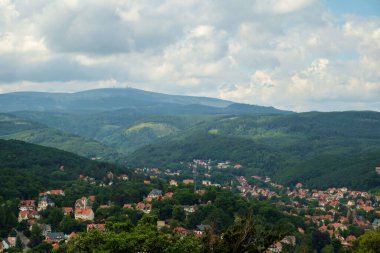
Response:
0,88,288,114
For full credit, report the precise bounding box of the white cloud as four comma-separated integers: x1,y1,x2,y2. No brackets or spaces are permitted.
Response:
0,0,379,111
254,0,316,14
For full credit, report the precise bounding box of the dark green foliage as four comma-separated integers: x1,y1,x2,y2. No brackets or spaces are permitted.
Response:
205,216,281,253
29,224,44,248
39,207,64,230
355,228,380,253
0,200,17,237
0,114,122,160
59,216,86,234
0,139,128,200
67,225,204,253
129,111,380,190
29,242,53,253
312,230,331,253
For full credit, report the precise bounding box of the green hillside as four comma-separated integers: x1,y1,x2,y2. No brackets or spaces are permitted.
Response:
127,111,380,190
13,111,215,152
0,139,125,200
0,113,121,160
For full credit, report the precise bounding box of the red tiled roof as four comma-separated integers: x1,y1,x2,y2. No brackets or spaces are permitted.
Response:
123,204,133,209
75,208,92,215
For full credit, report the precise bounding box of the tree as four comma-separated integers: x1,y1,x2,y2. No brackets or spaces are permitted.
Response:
66,225,203,253
312,230,331,253
28,224,43,248
207,215,280,253
356,228,380,253
40,207,64,229
173,189,198,205
172,205,186,221
30,242,53,253
16,220,28,232
59,215,86,234
16,235,23,249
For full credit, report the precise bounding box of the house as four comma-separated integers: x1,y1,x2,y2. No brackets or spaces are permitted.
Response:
280,236,296,246
67,232,77,240
169,180,178,186
63,207,73,216
295,183,303,189
347,235,357,243
118,174,129,181
19,200,36,211
39,189,65,197
75,197,93,209
329,223,347,231
87,224,106,232
123,204,134,209
74,208,94,221
31,224,52,237
376,167,380,174
372,219,380,229
45,232,65,243
174,226,188,236
98,205,111,209
52,243,60,251
106,171,114,181
1,237,16,250
144,197,153,202
135,202,151,214
37,196,55,211
183,205,196,214
157,220,166,230
164,192,174,198
183,179,194,184
143,180,151,184
147,189,163,199
18,210,40,222
202,180,212,186
195,224,211,235
360,205,375,212
267,242,282,253
234,164,243,169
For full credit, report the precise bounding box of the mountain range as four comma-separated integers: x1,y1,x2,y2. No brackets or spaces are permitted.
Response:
0,88,379,191
0,88,287,114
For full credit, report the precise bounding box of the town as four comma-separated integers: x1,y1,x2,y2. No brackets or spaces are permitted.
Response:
1,159,379,252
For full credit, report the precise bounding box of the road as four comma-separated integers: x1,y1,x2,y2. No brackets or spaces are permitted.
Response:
16,230,30,253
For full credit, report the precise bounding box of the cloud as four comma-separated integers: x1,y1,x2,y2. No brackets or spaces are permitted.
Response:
0,0,379,111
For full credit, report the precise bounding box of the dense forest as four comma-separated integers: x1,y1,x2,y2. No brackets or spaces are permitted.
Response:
0,139,128,200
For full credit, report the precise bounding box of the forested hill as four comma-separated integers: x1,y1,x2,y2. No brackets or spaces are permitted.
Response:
0,139,124,200
0,113,121,160
127,111,380,191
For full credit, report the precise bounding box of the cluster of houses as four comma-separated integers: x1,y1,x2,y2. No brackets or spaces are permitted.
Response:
78,172,129,187
0,237,16,252
237,175,380,250
14,190,101,250
266,236,296,253
6,162,379,252
190,159,242,170
236,176,279,199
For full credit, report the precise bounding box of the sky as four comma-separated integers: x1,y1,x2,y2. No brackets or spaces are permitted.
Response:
0,0,379,112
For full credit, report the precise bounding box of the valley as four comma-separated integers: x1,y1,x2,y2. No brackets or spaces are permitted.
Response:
0,88,379,252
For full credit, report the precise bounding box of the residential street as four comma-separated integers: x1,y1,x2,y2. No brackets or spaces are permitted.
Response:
16,230,30,253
